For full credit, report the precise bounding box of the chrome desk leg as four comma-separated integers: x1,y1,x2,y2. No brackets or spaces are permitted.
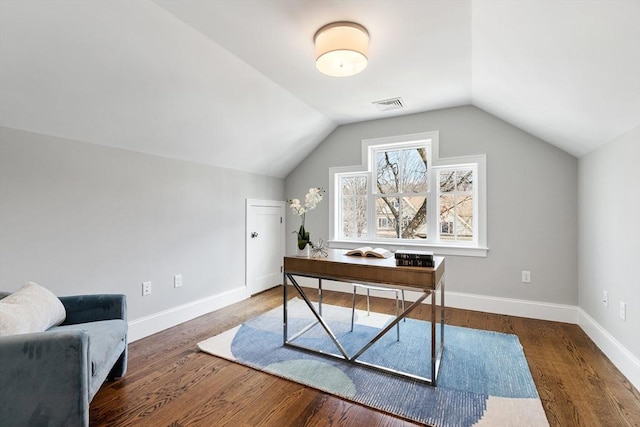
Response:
283,270,288,345
350,286,356,332
431,288,436,386
318,278,323,316
395,291,400,341
438,275,446,383
286,274,350,359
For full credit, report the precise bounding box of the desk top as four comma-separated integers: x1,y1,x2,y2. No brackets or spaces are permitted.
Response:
284,249,444,291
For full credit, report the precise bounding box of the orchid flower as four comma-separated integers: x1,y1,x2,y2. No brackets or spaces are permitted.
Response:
287,187,325,250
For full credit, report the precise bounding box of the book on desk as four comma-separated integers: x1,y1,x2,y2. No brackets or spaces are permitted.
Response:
344,246,393,259
394,249,435,267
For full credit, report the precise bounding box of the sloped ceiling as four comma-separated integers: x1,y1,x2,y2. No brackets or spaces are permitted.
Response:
1,1,638,178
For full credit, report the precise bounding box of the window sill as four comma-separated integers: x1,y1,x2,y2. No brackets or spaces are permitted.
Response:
327,240,489,258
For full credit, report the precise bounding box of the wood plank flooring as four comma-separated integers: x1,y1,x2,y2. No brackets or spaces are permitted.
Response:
90,286,640,426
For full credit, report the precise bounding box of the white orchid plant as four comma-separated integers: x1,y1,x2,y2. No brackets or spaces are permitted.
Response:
288,187,325,250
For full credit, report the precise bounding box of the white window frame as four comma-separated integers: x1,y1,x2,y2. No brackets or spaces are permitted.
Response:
329,131,488,257
335,170,370,240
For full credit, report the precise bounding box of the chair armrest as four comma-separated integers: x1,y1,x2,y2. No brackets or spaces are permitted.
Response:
0,330,90,426
59,294,126,325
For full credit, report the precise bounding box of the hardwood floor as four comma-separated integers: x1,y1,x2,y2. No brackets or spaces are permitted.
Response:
91,286,640,426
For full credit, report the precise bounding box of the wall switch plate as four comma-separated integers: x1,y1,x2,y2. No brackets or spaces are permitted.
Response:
620,302,626,320
174,274,183,288
521,271,531,283
142,281,152,296
603,290,608,307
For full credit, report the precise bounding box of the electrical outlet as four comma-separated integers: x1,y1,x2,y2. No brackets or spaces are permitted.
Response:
603,290,608,307
521,270,531,283
620,302,626,321
142,281,152,296
174,274,183,288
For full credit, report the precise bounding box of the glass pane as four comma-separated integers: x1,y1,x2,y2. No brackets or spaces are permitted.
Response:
342,175,367,196
376,150,401,194
342,177,356,196
341,197,354,238
375,196,399,238
439,171,456,193
455,195,473,240
377,148,428,195
400,197,427,239
403,148,428,193
439,194,455,241
375,196,426,239
342,196,367,238
457,170,473,192
355,176,367,195
340,175,368,239
355,196,367,236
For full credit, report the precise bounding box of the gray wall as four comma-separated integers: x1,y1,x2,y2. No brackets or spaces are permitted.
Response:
286,105,578,305
578,126,640,359
0,126,284,320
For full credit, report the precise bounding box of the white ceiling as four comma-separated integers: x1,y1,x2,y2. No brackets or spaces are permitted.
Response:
1,0,638,178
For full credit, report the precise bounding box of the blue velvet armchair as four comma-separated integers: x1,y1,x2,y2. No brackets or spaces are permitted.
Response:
0,292,128,427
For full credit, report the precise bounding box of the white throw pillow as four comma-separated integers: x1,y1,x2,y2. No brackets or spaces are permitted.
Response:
0,281,66,337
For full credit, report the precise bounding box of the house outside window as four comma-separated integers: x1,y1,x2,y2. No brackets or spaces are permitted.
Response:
330,131,487,257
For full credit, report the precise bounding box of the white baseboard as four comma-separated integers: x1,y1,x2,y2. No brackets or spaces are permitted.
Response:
444,291,579,324
302,279,579,323
127,286,248,342
578,309,640,392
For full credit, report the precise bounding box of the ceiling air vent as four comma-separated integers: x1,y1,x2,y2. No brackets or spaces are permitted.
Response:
373,97,405,112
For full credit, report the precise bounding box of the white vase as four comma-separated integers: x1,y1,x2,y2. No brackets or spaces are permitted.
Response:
296,245,310,257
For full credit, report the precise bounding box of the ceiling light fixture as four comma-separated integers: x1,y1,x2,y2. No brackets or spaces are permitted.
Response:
314,21,369,77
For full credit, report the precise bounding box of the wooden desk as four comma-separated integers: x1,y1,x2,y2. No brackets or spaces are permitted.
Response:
283,249,445,385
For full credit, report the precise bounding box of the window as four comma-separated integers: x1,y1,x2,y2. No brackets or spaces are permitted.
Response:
330,131,487,257
340,174,368,238
374,144,428,240
438,168,475,242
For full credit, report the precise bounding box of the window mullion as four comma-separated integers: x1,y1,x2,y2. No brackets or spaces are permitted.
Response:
429,166,438,244
366,171,375,240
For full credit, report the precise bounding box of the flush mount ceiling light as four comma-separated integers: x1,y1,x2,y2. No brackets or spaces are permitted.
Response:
314,21,369,77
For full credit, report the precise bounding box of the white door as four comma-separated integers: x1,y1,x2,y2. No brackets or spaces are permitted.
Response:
246,199,285,295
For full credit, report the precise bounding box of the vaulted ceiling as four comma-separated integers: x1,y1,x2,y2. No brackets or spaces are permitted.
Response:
1,1,638,178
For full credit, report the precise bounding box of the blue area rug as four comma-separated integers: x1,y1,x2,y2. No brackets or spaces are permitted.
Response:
198,299,548,426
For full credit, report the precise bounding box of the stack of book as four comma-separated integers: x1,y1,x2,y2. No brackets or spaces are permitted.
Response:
394,249,434,267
